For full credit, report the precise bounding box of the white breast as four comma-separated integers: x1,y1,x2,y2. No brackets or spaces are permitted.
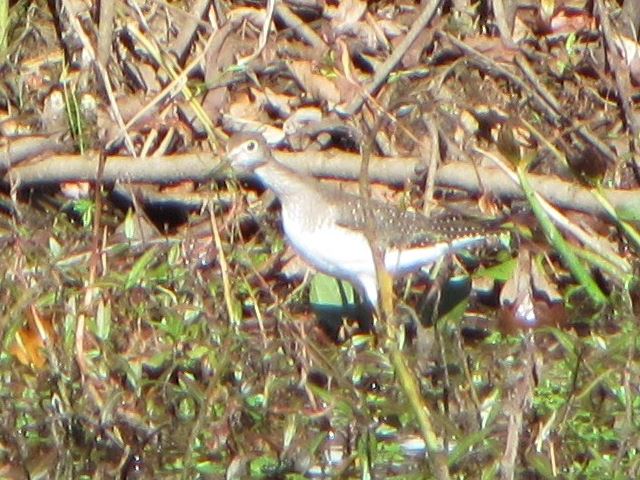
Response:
282,207,377,283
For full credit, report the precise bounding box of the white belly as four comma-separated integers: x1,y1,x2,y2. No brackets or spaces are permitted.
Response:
280,207,486,307
384,236,485,276
282,213,382,306
283,215,376,283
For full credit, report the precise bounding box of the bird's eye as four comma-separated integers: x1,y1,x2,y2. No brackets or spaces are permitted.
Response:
246,140,256,151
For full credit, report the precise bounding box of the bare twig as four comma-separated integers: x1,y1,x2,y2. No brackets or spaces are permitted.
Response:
422,117,440,216
340,0,443,117
0,134,70,170
61,0,137,156
444,33,618,166
238,0,276,65
97,0,115,68
595,0,640,175
274,2,328,52
208,200,239,328
514,54,617,166
169,0,212,63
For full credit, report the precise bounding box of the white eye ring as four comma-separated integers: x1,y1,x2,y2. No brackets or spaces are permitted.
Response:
246,140,257,152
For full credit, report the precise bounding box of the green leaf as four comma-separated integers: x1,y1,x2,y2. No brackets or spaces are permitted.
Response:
124,208,136,240
92,298,111,341
71,199,94,228
539,326,578,362
475,258,517,282
195,461,225,475
125,246,158,289
48,236,63,258
592,187,640,252
310,273,355,306
448,428,493,466
517,165,606,306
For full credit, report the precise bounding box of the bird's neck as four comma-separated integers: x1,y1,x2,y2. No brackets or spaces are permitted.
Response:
254,159,321,202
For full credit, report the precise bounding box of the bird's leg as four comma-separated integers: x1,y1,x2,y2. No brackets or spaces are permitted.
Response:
377,266,395,321
416,256,458,327
354,301,375,334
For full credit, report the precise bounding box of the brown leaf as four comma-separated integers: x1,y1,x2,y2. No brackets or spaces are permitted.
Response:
500,247,567,331
9,306,55,369
287,60,341,106
328,0,367,35
463,35,520,63
60,181,91,199
250,87,295,118
548,9,595,34
283,106,323,135
222,114,286,144
227,7,268,30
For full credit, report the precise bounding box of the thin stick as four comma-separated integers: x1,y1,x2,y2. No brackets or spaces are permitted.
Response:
208,200,238,328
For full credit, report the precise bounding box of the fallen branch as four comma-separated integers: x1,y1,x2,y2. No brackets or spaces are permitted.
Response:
7,150,640,221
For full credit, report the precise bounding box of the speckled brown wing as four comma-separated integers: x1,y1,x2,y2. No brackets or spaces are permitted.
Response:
334,193,502,248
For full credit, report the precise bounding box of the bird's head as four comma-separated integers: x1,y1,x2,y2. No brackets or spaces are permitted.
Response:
224,132,270,173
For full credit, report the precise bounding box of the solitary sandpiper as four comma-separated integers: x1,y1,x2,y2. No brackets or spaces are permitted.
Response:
225,132,502,310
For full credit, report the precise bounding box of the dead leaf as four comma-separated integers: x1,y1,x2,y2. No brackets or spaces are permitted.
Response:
227,7,268,30
228,92,262,119
283,106,323,135
222,114,286,144
500,247,567,331
328,0,367,35
251,87,295,118
10,306,55,369
60,182,91,199
548,9,595,34
287,60,341,106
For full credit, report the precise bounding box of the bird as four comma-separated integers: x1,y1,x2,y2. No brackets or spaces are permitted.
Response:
224,132,503,311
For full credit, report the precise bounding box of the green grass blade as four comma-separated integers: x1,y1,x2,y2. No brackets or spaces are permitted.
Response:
516,165,607,305
592,187,640,252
